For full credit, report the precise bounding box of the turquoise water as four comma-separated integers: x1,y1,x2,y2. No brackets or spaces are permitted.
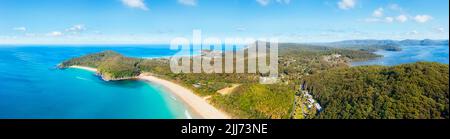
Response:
352,45,449,66
0,46,193,119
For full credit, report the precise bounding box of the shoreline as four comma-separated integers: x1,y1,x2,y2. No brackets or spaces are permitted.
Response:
69,65,98,72
68,65,230,119
138,75,230,119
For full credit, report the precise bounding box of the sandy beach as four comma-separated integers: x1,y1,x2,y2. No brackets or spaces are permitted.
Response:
69,65,230,119
138,75,230,119
69,65,98,72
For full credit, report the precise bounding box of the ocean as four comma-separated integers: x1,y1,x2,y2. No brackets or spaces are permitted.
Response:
0,45,193,119
351,45,449,66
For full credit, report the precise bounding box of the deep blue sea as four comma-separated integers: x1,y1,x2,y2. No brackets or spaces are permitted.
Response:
352,45,449,66
0,45,197,119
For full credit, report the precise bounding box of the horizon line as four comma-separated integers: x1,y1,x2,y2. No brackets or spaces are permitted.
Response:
0,38,448,46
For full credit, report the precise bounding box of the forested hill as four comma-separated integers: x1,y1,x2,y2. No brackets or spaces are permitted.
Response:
59,50,142,81
303,62,449,119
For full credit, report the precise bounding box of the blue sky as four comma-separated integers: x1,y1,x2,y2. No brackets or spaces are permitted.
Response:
0,0,448,44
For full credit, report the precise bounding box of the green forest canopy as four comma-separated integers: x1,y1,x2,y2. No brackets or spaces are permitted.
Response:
304,62,449,119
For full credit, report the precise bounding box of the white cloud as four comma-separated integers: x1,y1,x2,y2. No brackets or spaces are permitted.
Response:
236,26,247,32
388,4,402,11
178,0,197,6
276,0,291,4
25,33,36,37
364,4,434,24
372,8,384,17
256,0,270,6
67,24,86,32
384,17,394,23
338,0,356,10
47,31,63,37
406,30,419,35
414,15,433,23
364,18,381,23
256,0,291,6
13,27,27,32
396,15,408,23
121,0,148,10
435,27,446,33
366,17,395,23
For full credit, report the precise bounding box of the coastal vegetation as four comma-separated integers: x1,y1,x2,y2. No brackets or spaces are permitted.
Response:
60,50,121,68
60,40,449,119
211,84,295,119
60,50,141,81
303,62,449,119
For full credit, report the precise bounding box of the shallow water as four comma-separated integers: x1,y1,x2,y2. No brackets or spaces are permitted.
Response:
351,45,449,66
